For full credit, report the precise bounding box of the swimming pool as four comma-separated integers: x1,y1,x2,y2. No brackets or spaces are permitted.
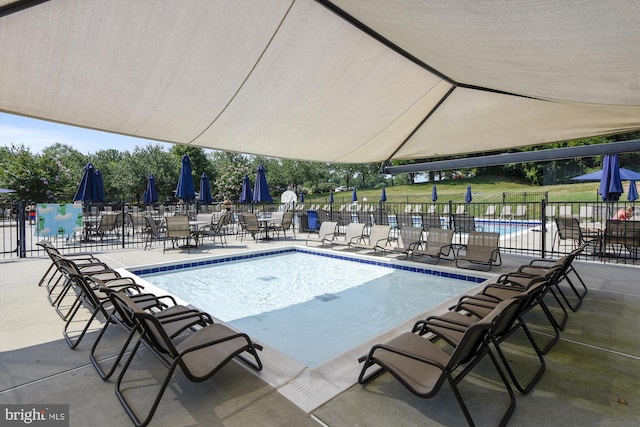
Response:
133,248,484,368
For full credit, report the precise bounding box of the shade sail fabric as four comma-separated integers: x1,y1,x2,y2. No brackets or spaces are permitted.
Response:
1,1,640,163
239,175,253,204
599,155,623,202
73,163,101,203
252,165,272,203
628,180,639,202
572,168,640,182
464,185,472,203
175,155,196,202
144,174,159,204
200,173,213,205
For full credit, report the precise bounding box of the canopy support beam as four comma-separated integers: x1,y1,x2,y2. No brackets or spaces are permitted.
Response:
382,140,640,175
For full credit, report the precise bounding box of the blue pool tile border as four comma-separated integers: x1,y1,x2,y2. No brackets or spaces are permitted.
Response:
130,247,486,284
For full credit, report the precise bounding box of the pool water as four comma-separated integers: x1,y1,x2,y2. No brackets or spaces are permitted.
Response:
139,251,478,368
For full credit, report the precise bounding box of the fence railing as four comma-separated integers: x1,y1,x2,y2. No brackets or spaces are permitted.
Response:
1,200,638,265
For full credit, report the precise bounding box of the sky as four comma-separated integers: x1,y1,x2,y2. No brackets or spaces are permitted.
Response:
0,112,173,154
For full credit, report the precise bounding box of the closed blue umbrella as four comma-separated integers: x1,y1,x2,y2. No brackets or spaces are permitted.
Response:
200,173,213,205
73,163,100,202
94,170,105,203
175,154,196,202
252,164,272,203
464,185,472,203
239,174,253,203
329,192,334,203
628,180,638,202
300,192,304,203
144,174,159,204
380,188,387,202
599,154,623,202
352,188,358,202
431,185,438,202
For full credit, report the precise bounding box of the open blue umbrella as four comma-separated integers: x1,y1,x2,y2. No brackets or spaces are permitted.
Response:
572,167,640,181
464,185,472,203
200,173,213,205
431,185,438,202
628,180,638,202
380,188,387,202
252,164,272,203
352,188,358,202
239,174,253,203
73,163,100,203
144,174,159,204
599,154,623,202
94,170,105,202
175,154,196,202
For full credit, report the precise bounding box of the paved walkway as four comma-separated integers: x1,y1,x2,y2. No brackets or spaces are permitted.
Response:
1,235,639,426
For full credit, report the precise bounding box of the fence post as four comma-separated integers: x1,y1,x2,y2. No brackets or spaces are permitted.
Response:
17,200,26,258
540,198,547,258
121,201,126,249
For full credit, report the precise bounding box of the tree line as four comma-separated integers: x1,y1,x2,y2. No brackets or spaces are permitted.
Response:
1,132,638,205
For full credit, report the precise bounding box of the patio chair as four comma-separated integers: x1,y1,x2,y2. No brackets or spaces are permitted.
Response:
358,298,517,427
453,214,476,234
199,211,232,246
306,221,338,246
603,219,640,259
390,226,424,259
239,213,264,242
455,231,501,271
112,292,263,427
411,228,454,263
269,211,296,240
331,222,366,250
426,279,549,394
143,215,166,250
348,224,391,253
553,216,599,252
92,213,120,241
164,215,195,252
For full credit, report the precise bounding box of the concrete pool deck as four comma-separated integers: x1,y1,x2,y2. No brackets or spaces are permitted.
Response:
1,235,639,426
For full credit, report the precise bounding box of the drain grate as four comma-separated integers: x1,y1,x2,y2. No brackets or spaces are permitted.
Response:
315,293,339,302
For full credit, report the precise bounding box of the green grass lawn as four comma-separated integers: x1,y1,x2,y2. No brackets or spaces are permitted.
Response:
306,175,633,204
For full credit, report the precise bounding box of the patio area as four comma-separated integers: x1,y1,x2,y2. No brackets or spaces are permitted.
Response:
1,234,639,426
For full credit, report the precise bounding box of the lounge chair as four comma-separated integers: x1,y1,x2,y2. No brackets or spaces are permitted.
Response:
112,292,262,427
426,279,549,394
306,221,338,246
455,231,501,271
331,222,366,250
390,226,423,258
553,216,599,252
411,228,454,263
499,205,513,221
358,298,517,427
91,286,213,380
514,205,527,219
348,224,391,253
484,204,496,218
453,214,476,234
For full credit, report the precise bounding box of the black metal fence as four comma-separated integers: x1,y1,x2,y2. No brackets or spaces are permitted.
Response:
1,199,638,265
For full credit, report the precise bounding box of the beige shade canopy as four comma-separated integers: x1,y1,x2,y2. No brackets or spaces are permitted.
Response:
1,0,639,163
